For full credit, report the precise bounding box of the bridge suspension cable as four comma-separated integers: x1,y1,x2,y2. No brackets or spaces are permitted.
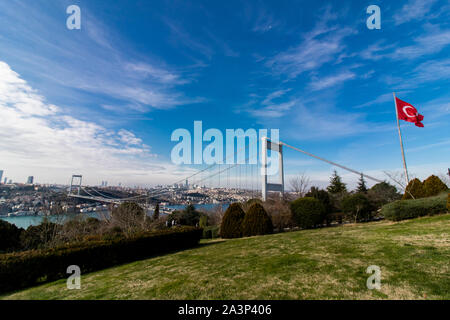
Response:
279,141,383,183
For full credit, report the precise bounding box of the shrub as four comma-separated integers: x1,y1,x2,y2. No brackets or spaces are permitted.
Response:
423,175,448,197
199,215,209,228
242,203,273,237
341,194,374,223
0,220,23,252
447,193,450,212
0,226,202,294
305,187,333,224
381,193,447,221
402,178,425,200
202,226,219,239
367,182,401,208
241,198,263,213
111,202,146,235
220,203,245,238
263,198,295,231
20,221,60,250
290,197,325,229
168,204,202,226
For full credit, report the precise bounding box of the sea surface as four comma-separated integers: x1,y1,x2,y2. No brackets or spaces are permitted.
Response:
0,203,229,229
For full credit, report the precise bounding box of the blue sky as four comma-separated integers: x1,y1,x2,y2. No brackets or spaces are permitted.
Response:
0,0,449,188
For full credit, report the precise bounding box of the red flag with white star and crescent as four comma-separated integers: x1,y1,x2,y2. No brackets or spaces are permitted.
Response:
395,97,424,127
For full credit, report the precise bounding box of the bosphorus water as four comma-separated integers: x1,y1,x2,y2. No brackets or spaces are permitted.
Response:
0,203,229,229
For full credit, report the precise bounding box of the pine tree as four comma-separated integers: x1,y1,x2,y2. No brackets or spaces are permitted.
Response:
327,170,347,194
153,203,160,220
356,174,368,193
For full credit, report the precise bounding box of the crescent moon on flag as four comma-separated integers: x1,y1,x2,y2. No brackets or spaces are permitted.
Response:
402,106,416,118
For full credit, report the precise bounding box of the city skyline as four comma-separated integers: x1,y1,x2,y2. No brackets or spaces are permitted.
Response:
0,0,449,188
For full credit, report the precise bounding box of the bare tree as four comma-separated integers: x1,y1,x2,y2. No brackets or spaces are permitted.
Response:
383,170,417,199
383,171,407,192
289,173,311,198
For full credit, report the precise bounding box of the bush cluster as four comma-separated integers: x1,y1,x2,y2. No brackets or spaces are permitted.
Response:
220,203,245,238
220,203,274,238
341,193,374,223
0,220,22,252
290,197,325,229
402,175,448,200
202,225,219,239
447,193,450,212
0,226,202,294
263,198,295,231
242,203,273,237
168,204,203,227
381,193,447,221
402,178,425,200
422,175,448,197
305,187,333,224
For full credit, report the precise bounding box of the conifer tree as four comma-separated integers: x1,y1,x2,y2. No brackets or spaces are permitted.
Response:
153,203,160,220
356,174,368,193
327,170,347,194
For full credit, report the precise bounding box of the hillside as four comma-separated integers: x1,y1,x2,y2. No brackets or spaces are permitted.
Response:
2,214,449,300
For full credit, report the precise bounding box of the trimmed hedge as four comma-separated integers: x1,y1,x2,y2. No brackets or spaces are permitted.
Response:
447,193,450,212
242,203,273,237
0,226,202,294
220,203,245,238
290,197,325,229
402,178,425,200
423,175,448,197
381,192,447,221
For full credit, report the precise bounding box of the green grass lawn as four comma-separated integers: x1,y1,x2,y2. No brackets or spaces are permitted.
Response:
2,214,449,300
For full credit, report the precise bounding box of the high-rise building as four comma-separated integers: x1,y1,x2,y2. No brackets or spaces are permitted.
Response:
27,176,34,184
4,177,7,184
0,170,3,184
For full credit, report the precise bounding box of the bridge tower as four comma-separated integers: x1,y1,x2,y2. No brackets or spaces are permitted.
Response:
261,137,284,201
70,175,82,195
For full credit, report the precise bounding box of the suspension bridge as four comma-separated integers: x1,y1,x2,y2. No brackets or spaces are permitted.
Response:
67,138,383,205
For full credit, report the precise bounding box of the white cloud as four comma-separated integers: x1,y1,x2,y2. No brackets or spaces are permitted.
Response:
0,4,203,112
0,61,186,186
266,24,355,79
261,89,291,105
360,26,450,61
394,0,438,25
353,93,394,109
248,99,299,118
389,27,450,60
384,58,450,89
309,71,356,91
118,129,144,146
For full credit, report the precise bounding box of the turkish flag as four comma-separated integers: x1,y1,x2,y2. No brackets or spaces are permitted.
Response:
395,97,424,127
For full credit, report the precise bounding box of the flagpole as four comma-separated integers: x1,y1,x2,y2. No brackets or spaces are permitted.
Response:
393,92,410,186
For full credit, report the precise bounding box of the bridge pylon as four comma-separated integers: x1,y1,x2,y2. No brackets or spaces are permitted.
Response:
70,175,83,195
261,137,284,201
